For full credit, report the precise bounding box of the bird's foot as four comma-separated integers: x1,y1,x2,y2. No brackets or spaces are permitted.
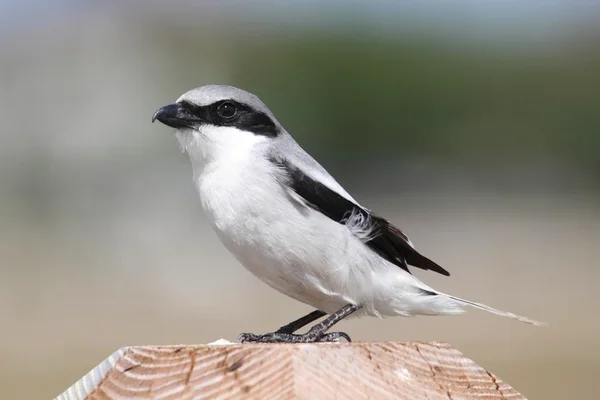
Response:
237,331,351,343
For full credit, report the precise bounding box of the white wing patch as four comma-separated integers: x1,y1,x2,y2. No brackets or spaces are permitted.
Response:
341,208,377,242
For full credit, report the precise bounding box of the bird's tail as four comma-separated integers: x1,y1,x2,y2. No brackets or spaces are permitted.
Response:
441,292,548,326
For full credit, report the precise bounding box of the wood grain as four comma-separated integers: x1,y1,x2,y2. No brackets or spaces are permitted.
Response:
57,341,526,400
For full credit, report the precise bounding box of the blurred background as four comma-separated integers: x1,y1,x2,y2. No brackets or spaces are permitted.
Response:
1,1,599,398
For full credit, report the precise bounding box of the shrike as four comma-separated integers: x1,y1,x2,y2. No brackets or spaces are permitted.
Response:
153,85,544,343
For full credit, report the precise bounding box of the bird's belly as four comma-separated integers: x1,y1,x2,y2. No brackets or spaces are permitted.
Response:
215,210,351,309
199,185,358,311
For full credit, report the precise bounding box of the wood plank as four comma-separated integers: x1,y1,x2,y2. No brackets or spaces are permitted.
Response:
57,341,525,400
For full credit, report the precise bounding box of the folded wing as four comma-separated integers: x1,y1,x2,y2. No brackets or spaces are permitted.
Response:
271,157,450,277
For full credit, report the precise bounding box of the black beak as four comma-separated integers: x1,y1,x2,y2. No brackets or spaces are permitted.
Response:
152,103,202,128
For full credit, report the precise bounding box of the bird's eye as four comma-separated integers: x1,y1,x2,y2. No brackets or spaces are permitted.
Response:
217,102,237,118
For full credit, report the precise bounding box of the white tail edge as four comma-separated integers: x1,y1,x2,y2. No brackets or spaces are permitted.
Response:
445,294,548,326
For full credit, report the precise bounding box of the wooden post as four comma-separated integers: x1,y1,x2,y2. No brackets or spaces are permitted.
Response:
57,341,525,400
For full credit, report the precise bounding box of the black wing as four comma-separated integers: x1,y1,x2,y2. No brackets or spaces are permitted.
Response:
272,158,450,277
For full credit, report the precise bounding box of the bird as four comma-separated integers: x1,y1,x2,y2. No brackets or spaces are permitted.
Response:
152,85,545,343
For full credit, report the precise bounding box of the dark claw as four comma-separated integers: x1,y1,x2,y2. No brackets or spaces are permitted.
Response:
317,331,352,342
237,333,262,343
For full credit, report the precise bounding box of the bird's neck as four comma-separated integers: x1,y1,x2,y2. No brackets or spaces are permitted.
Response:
178,126,268,181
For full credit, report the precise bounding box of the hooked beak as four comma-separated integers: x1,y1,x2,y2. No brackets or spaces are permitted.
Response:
152,103,202,129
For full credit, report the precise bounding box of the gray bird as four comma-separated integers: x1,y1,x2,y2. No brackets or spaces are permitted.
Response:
152,85,544,343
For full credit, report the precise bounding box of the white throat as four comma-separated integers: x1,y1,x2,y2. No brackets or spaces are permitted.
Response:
176,125,270,177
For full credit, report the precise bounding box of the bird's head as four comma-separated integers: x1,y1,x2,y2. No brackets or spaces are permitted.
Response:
153,85,281,162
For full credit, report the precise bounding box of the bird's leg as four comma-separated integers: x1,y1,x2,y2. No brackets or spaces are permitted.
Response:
238,304,360,343
237,310,326,343
275,310,327,334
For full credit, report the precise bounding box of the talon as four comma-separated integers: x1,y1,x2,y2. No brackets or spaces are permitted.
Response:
237,333,261,343
317,331,352,343
337,332,352,342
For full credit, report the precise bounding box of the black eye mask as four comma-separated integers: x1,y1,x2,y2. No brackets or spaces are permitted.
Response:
178,100,280,137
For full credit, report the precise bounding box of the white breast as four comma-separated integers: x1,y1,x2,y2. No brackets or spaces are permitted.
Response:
181,126,339,309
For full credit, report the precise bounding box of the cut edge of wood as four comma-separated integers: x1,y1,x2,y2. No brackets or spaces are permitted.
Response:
57,347,127,400
56,339,239,400
55,341,524,400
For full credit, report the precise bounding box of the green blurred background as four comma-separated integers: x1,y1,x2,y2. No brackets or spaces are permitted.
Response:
1,1,599,398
